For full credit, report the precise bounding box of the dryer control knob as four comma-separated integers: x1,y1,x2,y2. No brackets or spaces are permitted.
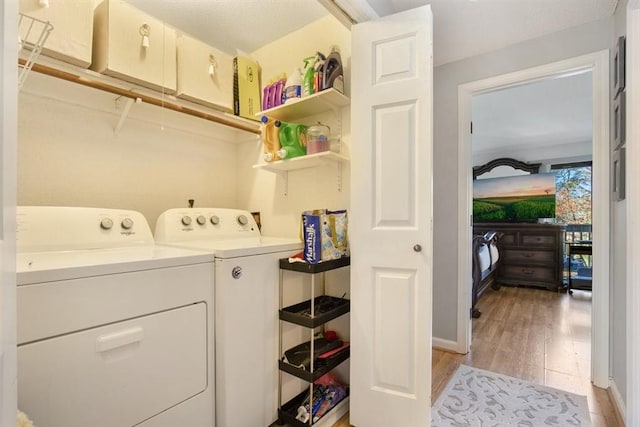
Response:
237,215,249,226
210,215,220,225
100,218,113,230
121,218,134,229
181,216,192,226
196,215,206,225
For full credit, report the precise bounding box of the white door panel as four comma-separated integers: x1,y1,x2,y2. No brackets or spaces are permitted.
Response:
351,5,433,427
374,102,417,225
373,267,418,393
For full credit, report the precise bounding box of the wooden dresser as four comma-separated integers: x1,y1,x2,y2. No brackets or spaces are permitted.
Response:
473,223,565,291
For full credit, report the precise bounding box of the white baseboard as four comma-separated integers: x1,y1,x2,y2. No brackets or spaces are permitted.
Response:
432,337,460,353
609,378,627,426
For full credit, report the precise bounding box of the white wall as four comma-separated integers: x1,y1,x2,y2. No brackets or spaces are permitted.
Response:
433,17,614,341
237,15,352,238
17,16,352,238
18,72,241,230
234,15,352,390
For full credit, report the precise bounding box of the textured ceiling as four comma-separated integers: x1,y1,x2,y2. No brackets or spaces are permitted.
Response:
471,71,593,156
366,0,619,65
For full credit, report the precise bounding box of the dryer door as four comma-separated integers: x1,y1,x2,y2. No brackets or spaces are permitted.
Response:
18,303,208,427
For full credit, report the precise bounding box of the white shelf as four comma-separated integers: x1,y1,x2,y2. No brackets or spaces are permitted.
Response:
257,89,349,122
253,151,348,173
255,89,350,195
20,55,261,135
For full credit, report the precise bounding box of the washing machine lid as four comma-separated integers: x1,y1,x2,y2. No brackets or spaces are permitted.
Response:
17,245,214,285
17,206,156,252
16,206,215,284
160,236,302,258
155,208,302,257
154,208,261,243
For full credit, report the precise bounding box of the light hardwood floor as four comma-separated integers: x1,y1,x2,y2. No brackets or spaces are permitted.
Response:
332,286,623,427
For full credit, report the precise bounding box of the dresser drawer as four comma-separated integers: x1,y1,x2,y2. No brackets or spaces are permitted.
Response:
520,233,557,246
499,231,517,246
503,249,555,264
501,265,556,282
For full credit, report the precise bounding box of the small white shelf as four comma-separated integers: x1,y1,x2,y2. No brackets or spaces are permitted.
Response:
252,151,348,173
257,89,349,122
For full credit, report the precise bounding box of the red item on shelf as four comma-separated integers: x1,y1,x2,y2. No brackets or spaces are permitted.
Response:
323,330,338,341
317,342,349,359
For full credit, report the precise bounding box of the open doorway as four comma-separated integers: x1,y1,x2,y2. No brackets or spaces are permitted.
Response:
471,71,593,299
456,51,610,388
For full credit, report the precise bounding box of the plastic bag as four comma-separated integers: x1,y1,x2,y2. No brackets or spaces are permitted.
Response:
302,209,349,264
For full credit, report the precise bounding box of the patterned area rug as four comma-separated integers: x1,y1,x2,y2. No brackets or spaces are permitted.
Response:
432,365,591,426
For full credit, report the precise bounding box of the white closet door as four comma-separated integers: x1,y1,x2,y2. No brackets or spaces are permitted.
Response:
350,5,433,427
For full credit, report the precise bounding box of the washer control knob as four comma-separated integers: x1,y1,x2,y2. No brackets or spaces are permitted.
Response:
210,215,220,225
121,218,134,229
100,218,113,230
196,215,206,225
181,216,192,226
237,215,249,226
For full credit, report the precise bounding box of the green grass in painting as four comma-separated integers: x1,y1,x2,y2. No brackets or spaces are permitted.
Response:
473,195,555,221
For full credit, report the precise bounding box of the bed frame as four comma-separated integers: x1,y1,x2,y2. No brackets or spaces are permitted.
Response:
470,157,538,318
471,231,502,318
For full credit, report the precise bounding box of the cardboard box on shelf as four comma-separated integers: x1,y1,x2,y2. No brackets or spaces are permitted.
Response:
233,56,261,120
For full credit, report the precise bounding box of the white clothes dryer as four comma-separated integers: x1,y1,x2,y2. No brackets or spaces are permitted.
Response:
16,206,215,427
154,208,302,427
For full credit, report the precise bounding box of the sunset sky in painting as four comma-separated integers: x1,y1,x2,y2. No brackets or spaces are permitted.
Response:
473,173,556,199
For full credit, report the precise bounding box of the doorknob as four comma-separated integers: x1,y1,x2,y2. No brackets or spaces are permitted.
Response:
413,244,422,252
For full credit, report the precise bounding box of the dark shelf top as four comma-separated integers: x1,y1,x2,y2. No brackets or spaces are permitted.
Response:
279,347,350,382
280,296,350,328
279,256,350,273
279,388,349,427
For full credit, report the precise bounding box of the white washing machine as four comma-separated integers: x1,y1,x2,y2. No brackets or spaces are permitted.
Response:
154,208,302,427
16,206,215,427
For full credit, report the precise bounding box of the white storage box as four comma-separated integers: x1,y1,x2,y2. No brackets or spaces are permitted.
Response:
177,33,233,112
19,0,94,68
91,0,177,93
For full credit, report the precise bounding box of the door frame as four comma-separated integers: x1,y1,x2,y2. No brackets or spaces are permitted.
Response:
1,0,18,425
456,50,611,388
627,1,640,423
